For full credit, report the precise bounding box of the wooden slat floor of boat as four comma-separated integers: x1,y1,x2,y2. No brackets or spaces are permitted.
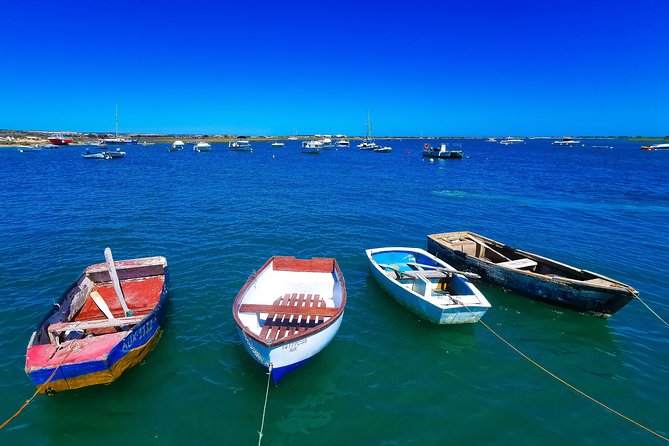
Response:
258,293,329,342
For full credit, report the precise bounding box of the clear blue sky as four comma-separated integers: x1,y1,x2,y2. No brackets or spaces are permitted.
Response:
1,0,667,136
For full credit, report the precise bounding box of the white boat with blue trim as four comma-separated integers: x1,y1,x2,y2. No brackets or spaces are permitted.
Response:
366,247,490,324
233,256,346,383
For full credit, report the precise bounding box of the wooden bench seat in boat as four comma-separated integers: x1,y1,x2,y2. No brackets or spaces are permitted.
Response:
48,315,145,334
497,258,538,269
240,293,334,342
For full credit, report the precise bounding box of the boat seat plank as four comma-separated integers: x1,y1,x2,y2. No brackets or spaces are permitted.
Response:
239,303,338,317
48,315,145,334
253,293,333,341
497,258,538,269
402,269,451,279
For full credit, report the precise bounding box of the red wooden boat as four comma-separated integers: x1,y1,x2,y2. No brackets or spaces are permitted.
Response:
25,249,168,394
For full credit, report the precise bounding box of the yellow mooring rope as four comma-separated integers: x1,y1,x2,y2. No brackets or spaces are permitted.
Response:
475,316,669,442
0,341,80,431
635,295,669,328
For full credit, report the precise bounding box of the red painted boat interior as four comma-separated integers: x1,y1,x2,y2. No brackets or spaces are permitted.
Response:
273,257,334,273
26,332,127,369
75,276,164,322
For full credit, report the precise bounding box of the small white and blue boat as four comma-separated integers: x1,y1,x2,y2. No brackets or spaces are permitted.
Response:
233,256,346,383
229,140,252,151
193,141,212,152
366,247,490,324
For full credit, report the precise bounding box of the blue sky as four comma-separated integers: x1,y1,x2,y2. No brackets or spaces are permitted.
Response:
1,0,667,136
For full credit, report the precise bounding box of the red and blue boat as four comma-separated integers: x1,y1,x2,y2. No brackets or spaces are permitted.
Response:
25,250,168,394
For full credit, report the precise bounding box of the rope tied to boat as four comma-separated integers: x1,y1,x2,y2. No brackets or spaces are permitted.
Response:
0,340,81,431
634,294,669,328
257,363,273,446
451,298,669,443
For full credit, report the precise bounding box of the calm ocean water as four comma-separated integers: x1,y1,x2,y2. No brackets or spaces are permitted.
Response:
1,139,667,445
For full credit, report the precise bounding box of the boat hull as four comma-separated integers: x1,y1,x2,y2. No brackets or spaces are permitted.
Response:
233,256,346,382
237,314,344,383
25,257,169,393
427,233,636,317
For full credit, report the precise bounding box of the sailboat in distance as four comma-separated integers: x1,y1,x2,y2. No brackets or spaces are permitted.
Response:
101,104,137,145
358,110,380,150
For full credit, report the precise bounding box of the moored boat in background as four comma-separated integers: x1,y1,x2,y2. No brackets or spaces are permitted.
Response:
366,247,490,324
25,250,168,393
641,143,669,151
232,256,346,383
301,140,322,154
552,137,581,146
422,143,463,159
426,231,638,318
48,133,73,145
193,141,212,152
229,140,252,151
170,140,185,151
500,137,524,145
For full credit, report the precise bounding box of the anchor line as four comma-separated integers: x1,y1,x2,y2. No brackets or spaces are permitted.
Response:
634,295,669,328
452,298,669,443
0,341,81,430
257,363,273,446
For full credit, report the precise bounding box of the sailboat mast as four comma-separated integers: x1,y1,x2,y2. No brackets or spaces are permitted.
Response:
366,110,372,140
115,103,118,138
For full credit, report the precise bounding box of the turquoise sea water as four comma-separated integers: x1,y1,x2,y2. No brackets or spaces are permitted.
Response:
0,139,668,445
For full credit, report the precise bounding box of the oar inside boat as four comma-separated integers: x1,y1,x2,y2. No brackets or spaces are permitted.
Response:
406,262,481,279
104,247,132,316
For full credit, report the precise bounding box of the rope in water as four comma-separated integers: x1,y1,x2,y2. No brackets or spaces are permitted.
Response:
257,364,273,446
0,341,80,431
635,295,669,328
456,299,669,443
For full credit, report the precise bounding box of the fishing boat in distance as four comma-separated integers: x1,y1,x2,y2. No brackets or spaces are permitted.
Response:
366,247,490,324
232,256,346,383
48,133,73,145
271,141,285,148
301,140,322,154
17,145,43,153
107,148,126,158
170,140,185,151
486,137,497,143
193,141,212,152
422,143,463,159
552,137,581,146
641,143,669,151
229,140,252,151
25,249,168,394
500,137,524,145
82,149,111,159
426,231,638,318
373,146,392,153
335,139,350,147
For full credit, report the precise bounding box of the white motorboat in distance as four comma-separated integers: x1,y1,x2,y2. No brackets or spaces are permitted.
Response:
500,137,525,145
301,140,322,154
335,139,350,147
373,146,392,153
271,142,285,148
552,137,581,146
366,247,490,324
170,140,185,151
194,141,212,152
229,140,252,151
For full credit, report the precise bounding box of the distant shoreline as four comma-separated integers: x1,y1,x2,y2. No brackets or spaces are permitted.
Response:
0,129,667,147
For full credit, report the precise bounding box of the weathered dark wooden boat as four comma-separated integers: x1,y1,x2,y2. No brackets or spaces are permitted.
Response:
427,231,638,318
25,250,168,393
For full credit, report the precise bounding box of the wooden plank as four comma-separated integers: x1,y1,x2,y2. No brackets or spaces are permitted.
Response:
497,258,538,269
49,315,144,334
239,303,338,317
466,235,511,262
